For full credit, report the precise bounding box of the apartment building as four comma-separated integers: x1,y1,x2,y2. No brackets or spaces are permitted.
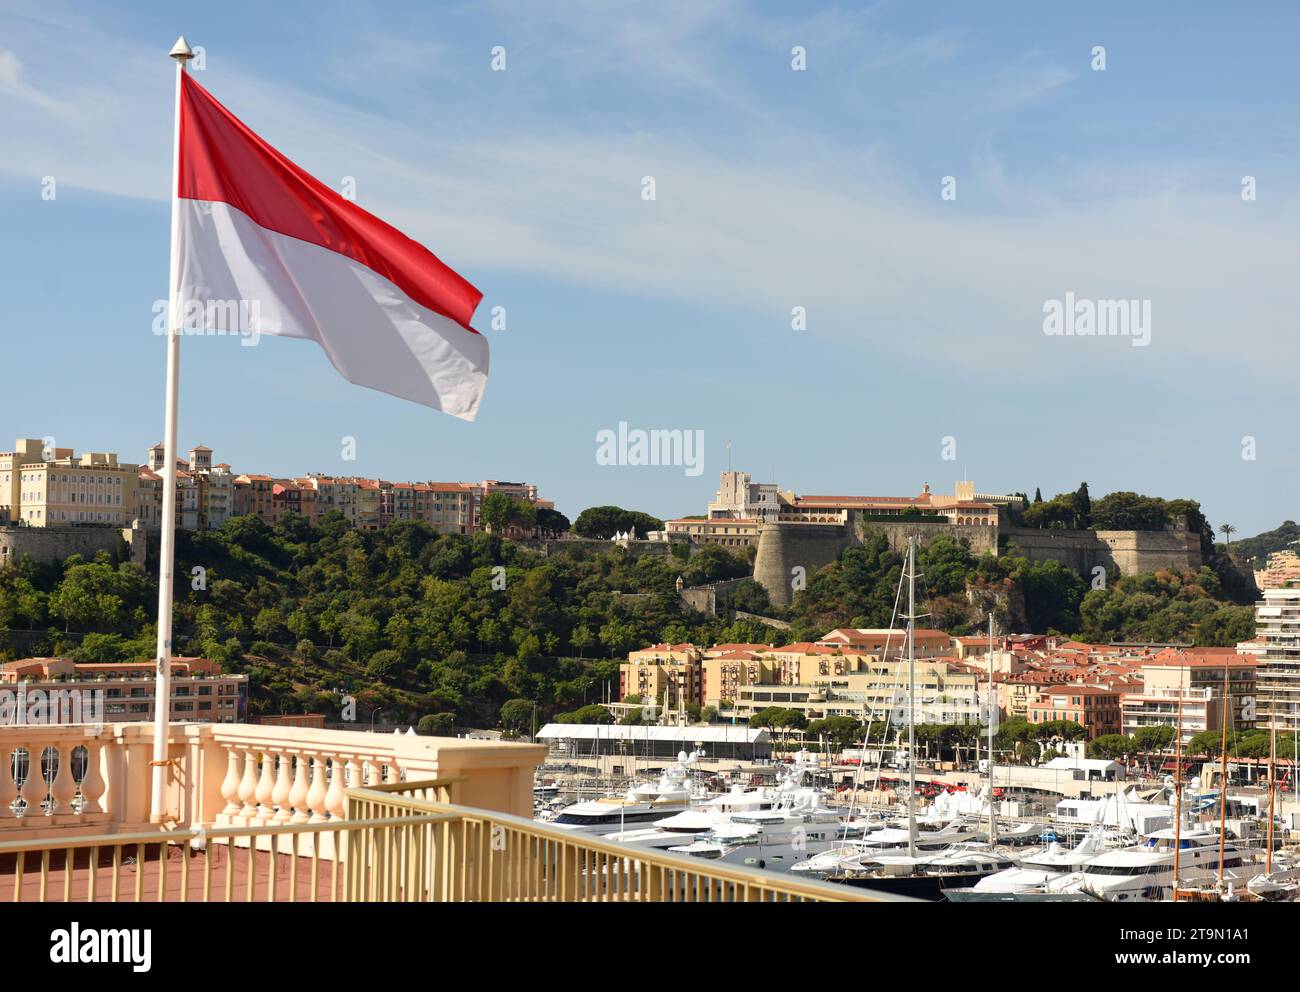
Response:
203,464,235,528
270,480,302,522
731,656,988,725
1027,684,1123,740
0,656,247,724
136,445,234,531
1255,550,1300,591
233,474,275,522
352,479,382,530
298,475,359,525
817,627,952,659
425,482,476,535
1254,588,1300,732
1119,648,1256,745
620,643,703,708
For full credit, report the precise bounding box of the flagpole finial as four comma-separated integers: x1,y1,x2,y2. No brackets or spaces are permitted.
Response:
169,36,195,62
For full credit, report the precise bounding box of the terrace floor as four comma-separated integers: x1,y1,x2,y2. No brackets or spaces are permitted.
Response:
0,844,340,902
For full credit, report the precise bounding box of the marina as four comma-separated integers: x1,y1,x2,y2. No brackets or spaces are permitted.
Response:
533,537,1300,902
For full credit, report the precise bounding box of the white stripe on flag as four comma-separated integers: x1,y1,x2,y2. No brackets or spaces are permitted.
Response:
176,199,489,420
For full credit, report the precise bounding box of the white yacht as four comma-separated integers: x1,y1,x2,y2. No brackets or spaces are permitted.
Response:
945,827,1113,901
826,844,1017,900
665,795,864,872
1044,825,1267,902
550,752,703,834
603,782,783,850
631,751,862,867
787,818,977,877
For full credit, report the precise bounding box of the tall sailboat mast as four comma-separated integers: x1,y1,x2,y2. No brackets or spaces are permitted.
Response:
1172,689,1184,902
1217,666,1230,885
1267,695,1277,875
987,610,996,846
906,536,917,860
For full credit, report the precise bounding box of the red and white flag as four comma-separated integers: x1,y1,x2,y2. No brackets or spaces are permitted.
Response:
174,73,488,420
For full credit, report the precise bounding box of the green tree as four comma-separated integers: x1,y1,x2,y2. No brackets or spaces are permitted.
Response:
572,506,664,539
807,716,863,750
1087,734,1132,760
417,712,457,735
556,704,613,725
535,507,571,538
499,698,535,732
1073,482,1092,529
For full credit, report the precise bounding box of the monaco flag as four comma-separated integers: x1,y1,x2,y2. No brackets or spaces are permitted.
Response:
173,72,488,420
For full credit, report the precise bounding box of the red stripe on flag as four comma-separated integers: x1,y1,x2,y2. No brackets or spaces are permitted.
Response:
177,72,482,332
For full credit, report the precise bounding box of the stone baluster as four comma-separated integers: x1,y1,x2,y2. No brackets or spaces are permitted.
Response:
49,743,78,816
20,748,47,817
341,760,360,817
271,751,294,823
306,757,329,822
288,753,311,823
324,758,346,820
0,746,16,818
219,747,242,816
238,750,259,818
254,751,277,823
364,759,382,788
78,742,106,815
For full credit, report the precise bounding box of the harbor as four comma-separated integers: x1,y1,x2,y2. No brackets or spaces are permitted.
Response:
533,538,1300,902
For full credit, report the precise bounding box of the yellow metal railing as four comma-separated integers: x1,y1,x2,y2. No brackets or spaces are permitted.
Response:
344,783,890,902
0,778,890,903
0,814,452,903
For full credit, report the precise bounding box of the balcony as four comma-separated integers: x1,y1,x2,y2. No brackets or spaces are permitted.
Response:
0,722,877,903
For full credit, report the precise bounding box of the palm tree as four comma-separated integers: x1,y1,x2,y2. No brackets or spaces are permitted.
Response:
1220,523,1236,550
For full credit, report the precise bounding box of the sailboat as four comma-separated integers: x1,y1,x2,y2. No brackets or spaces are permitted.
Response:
821,537,1014,900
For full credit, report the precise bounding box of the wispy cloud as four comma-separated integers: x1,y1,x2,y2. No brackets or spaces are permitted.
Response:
3,0,1297,390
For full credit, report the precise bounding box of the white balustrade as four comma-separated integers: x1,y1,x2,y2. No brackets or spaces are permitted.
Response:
238,750,259,818
306,756,328,822
271,752,294,823
49,744,76,815
289,753,311,824
79,742,105,815
254,751,277,822
220,748,241,815
20,747,47,816
324,758,345,819
0,749,16,818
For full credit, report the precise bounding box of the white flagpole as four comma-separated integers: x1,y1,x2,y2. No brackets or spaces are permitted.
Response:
150,35,195,823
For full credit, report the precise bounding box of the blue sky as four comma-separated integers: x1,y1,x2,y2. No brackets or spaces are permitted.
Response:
2,0,1298,535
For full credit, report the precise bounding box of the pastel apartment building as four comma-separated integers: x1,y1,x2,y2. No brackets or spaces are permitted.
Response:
620,643,704,709
6,435,552,542
1119,648,1256,745
0,656,247,724
1027,684,1123,740
1253,587,1300,732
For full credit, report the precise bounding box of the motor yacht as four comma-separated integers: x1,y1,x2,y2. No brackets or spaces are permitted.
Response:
1044,825,1268,902
944,827,1112,901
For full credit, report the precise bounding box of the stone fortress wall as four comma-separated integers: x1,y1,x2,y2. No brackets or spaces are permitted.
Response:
0,524,146,567
753,511,1204,607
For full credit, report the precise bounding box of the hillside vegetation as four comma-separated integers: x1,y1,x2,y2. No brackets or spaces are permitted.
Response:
0,499,1259,727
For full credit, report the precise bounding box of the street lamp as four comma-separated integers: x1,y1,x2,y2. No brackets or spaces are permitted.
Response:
370,708,385,732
